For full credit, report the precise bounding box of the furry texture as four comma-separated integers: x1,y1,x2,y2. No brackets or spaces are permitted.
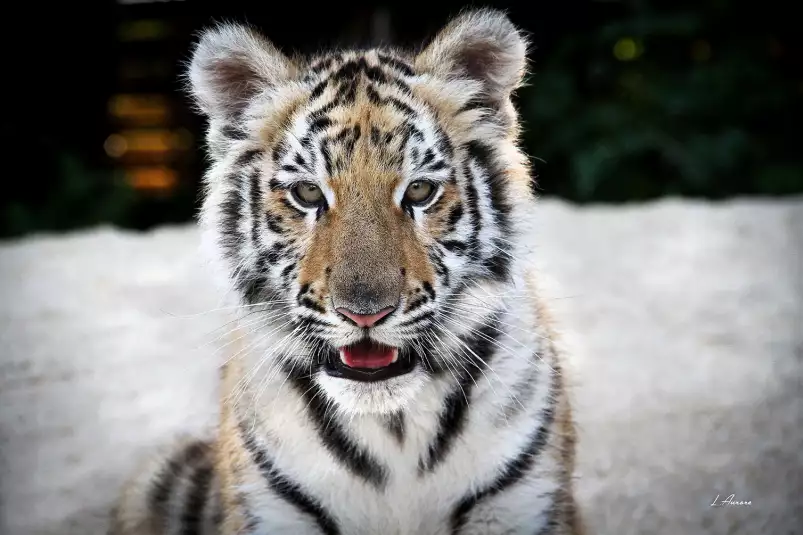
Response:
105,8,583,535
0,197,801,534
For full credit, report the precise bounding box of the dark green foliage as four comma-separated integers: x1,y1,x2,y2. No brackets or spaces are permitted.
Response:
0,142,137,240
518,1,803,202
0,136,196,240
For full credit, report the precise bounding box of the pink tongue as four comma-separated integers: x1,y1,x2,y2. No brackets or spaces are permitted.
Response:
341,341,396,369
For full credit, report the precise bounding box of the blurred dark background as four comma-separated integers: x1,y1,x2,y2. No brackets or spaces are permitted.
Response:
3,0,800,239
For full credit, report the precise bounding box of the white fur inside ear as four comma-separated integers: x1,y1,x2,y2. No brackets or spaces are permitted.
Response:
415,9,528,101
188,23,295,119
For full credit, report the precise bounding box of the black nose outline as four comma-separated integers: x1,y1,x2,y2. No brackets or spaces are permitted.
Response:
335,305,397,328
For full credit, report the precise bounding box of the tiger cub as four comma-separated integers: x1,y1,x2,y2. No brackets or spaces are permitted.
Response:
110,8,584,535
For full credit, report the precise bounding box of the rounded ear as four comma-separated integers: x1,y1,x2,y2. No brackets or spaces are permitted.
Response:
414,9,528,103
187,23,295,120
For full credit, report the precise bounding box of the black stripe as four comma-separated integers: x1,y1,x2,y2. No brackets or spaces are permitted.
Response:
321,139,333,176
265,241,288,264
365,85,416,117
466,141,512,232
308,114,333,135
419,313,503,473
440,240,468,254
435,125,455,159
210,487,224,531
306,101,338,125
363,61,388,83
324,55,412,95
236,148,262,167
466,141,513,281
297,282,311,300
377,53,414,76
418,387,469,474
148,441,210,527
288,373,388,488
180,463,214,535
388,96,415,116
272,141,288,163
235,255,278,306
419,281,434,301
292,314,334,331
386,411,405,445
294,152,313,173
446,203,464,233
410,147,420,167
403,295,427,314
456,96,489,116
265,212,284,234
481,239,510,281
309,78,328,100
397,309,434,329
496,365,540,425
426,159,448,172
329,59,361,82
449,374,558,534
249,168,262,246
535,494,561,535
280,262,295,283
238,422,341,535
309,56,335,75
218,172,247,262
420,148,435,168
428,248,450,287
221,124,247,140
461,166,482,262
334,78,358,104
299,297,326,314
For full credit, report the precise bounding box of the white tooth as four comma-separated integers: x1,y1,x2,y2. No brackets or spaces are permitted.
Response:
339,349,347,363
391,349,398,363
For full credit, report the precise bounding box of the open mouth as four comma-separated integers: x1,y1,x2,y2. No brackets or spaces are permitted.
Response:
324,339,416,382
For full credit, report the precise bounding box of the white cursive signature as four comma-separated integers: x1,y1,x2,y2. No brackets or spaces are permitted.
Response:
710,494,752,507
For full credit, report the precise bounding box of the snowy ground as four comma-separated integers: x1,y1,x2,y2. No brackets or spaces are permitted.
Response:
0,197,801,535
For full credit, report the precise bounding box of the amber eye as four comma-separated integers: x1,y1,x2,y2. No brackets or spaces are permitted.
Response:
403,180,437,206
291,182,325,207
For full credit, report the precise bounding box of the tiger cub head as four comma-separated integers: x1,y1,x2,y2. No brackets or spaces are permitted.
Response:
188,9,535,414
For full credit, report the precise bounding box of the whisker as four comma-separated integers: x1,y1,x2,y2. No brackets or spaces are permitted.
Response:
437,312,554,372
158,297,298,319
195,304,297,352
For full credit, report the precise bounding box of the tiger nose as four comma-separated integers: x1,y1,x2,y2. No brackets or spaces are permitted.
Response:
336,306,396,328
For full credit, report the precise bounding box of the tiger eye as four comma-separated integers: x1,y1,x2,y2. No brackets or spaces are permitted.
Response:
403,180,436,205
292,182,324,206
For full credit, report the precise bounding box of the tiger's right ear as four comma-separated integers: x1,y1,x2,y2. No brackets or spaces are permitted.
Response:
188,24,295,120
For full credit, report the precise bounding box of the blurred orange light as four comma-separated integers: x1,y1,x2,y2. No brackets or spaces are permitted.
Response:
125,167,178,191
119,129,173,153
109,94,170,124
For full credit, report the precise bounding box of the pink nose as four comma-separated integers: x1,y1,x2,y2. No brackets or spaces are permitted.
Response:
336,306,396,328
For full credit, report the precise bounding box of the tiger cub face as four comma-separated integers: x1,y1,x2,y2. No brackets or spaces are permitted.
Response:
189,9,533,414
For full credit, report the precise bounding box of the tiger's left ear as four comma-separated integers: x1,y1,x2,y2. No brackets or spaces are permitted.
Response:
415,9,528,106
